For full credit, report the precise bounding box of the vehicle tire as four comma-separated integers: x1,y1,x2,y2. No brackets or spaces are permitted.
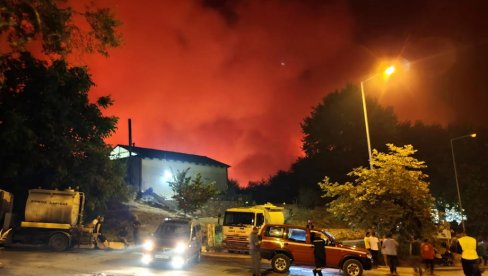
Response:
271,253,291,273
342,259,363,276
49,233,70,251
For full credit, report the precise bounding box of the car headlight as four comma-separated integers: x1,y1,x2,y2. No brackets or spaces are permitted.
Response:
174,241,187,254
141,253,153,264
367,253,372,259
143,239,155,251
171,255,185,269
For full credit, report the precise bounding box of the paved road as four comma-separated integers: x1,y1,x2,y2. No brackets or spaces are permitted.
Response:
0,247,468,275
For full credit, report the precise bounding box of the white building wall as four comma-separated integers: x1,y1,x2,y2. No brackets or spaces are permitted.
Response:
140,158,227,199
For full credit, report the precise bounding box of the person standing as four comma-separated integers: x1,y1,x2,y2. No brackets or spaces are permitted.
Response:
382,233,399,275
456,231,481,276
477,238,487,266
364,232,371,253
132,218,141,245
249,226,261,276
421,238,435,275
369,232,380,268
381,234,389,266
311,232,326,276
89,215,101,248
94,216,106,249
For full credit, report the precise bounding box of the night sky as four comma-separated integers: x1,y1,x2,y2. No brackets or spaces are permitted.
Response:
81,0,488,186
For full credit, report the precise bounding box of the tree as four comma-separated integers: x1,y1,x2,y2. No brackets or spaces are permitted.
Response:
1,0,121,57
0,53,128,211
319,144,436,240
169,169,217,215
0,1,125,213
250,85,400,206
301,84,399,178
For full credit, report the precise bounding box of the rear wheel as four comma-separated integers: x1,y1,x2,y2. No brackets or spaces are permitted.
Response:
49,233,70,251
271,253,291,273
342,259,363,276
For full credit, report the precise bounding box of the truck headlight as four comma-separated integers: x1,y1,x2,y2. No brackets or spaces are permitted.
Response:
175,241,187,254
143,239,155,251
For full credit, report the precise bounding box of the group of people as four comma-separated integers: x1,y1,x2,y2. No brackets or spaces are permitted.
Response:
364,232,400,275
364,230,487,276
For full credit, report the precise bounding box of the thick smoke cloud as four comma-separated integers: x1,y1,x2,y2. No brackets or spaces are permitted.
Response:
83,0,488,186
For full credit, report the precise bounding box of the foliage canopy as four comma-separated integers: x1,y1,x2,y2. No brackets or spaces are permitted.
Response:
0,52,128,211
0,0,121,57
169,168,217,215
319,144,436,240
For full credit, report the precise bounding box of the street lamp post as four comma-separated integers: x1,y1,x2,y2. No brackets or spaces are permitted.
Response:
360,65,395,169
450,133,476,232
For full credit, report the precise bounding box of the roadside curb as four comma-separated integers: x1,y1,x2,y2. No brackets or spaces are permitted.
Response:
203,251,250,259
371,265,463,273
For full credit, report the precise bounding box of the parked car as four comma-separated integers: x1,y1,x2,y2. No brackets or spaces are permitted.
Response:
141,217,202,268
259,224,373,276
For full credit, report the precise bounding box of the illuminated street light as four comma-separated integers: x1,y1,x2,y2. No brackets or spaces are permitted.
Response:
360,65,396,169
450,133,476,232
384,65,396,76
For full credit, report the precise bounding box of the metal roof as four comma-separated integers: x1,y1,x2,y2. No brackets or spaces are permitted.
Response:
114,145,230,168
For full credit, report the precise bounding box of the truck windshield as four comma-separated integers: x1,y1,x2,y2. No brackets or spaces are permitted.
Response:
223,211,254,226
155,223,189,239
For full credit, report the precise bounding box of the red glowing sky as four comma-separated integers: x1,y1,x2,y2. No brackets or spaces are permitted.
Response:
81,0,488,186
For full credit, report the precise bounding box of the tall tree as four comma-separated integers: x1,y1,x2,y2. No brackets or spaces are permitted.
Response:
0,53,128,211
0,0,124,213
301,84,399,176
319,144,436,240
249,85,400,206
169,169,217,215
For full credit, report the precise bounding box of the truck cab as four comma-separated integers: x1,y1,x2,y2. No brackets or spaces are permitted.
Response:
222,203,284,252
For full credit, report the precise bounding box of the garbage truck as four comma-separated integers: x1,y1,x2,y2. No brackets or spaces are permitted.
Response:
0,188,93,251
222,203,284,252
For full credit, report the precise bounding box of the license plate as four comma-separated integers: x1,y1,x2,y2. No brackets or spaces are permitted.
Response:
154,254,169,259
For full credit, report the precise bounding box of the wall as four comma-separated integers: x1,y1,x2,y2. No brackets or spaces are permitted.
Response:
140,158,228,199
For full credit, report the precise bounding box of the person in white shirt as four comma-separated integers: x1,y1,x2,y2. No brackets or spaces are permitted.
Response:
369,232,380,268
382,233,399,275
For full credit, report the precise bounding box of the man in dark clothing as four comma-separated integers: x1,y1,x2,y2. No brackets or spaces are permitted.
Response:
132,218,141,245
249,226,261,276
311,231,327,276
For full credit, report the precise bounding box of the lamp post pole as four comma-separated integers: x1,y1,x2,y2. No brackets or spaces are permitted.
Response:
450,133,476,233
360,81,373,170
360,65,395,170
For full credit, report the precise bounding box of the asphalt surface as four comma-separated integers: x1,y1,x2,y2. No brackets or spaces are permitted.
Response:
0,247,474,275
